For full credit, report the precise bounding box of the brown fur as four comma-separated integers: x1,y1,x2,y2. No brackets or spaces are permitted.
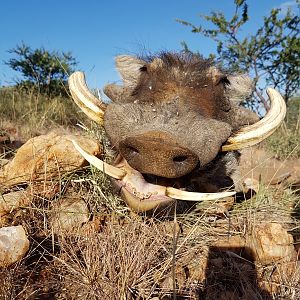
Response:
103,52,257,188
132,53,231,118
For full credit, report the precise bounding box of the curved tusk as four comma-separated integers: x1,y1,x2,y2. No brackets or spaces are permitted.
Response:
72,141,236,203
72,140,126,180
221,88,286,151
68,72,106,125
166,187,236,201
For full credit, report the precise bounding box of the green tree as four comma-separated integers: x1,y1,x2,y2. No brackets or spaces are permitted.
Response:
6,43,77,97
177,0,300,111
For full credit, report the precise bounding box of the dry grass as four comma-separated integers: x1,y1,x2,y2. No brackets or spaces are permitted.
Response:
55,219,172,299
0,86,84,141
266,97,300,159
1,175,299,299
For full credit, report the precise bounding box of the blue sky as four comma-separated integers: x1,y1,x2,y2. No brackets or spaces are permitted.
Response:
0,0,297,89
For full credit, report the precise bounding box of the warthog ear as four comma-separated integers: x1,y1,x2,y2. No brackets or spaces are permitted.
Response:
115,55,146,87
226,74,254,104
207,66,223,84
225,75,258,128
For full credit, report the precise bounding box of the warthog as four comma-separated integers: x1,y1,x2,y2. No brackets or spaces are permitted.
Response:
69,53,286,212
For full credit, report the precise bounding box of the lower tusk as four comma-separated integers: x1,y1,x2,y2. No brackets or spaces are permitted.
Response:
72,140,126,180
221,88,286,151
71,144,236,203
166,187,236,201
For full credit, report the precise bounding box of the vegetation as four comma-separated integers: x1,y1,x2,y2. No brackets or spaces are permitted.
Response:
0,86,83,141
0,80,298,297
177,0,300,111
267,97,300,159
5,43,77,97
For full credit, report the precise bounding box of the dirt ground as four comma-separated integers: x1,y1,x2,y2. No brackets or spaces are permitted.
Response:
240,145,300,188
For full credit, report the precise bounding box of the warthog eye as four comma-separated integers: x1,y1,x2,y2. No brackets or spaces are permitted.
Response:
173,155,188,163
140,65,147,72
217,75,231,86
128,146,139,155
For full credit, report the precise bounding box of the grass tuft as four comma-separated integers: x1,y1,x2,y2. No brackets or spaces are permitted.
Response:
266,97,300,159
0,86,84,140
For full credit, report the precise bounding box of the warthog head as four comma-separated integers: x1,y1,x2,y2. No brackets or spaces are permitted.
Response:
69,53,286,212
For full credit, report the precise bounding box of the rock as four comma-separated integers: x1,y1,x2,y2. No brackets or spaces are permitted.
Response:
159,247,209,292
0,190,30,216
258,261,298,294
257,261,300,295
0,225,30,267
212,235,246,254
245,223,296,264
27,182,60,200
0,182,61,217
193,196,235,216
244,177,260,193
0,132,101,188
50,197,90,234
0,159,9,167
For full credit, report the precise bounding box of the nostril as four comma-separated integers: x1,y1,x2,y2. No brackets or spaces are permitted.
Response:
128,146,139,155
173,155,188,163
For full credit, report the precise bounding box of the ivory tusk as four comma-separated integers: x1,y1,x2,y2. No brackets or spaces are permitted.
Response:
69,72,106,125
72,140,126,180
222,88,286,151
166,187,236,201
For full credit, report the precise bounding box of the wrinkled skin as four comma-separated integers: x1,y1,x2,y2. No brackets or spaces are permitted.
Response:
101,53,259,212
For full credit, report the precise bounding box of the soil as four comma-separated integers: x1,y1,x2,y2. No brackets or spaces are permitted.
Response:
240,145,300,187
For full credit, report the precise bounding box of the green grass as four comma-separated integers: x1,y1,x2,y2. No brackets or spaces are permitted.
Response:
0,86,84,139
267,97,300,159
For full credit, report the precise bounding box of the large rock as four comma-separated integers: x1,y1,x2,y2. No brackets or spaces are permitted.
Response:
212,225,296,275
0,190,29,217
0,132,101,187
50,197,90,234
0,225,30,267
159,247,209,294
245,223,296,264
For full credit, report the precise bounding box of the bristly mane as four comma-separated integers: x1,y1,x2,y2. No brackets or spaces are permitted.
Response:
137,52,214,85
140,51,213,70
132,52,227,114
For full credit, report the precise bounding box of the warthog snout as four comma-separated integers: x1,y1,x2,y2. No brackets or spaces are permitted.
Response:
119,131,198,178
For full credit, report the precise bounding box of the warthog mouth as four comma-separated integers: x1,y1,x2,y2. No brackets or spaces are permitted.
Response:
72,141,236,212
69,71,286,212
